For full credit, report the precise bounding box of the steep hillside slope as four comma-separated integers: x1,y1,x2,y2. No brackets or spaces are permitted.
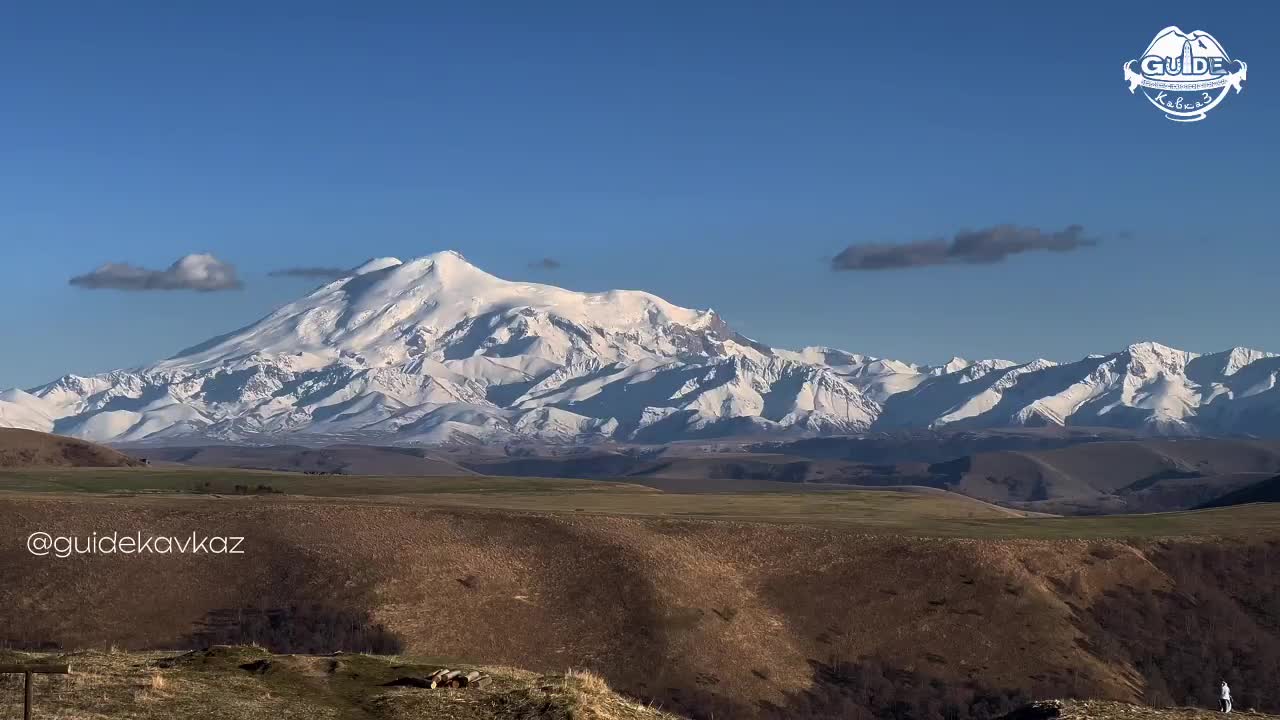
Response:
1197,474,1280,508
0,428,140,468
4,494,1279,719
927,439,1280,513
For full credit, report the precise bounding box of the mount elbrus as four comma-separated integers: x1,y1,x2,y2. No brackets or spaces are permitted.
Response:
1,251,1277,444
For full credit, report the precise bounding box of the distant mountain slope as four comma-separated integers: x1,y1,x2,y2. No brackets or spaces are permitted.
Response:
748,428,1137,464
1198,473,1280,509
463,450,883,487
139,444,475,476
1,251,1278,444
926,438,1280,513
0,428,140,468
456,438,1280,515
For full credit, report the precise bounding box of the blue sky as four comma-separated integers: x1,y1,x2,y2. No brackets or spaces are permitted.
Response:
2,1,1277,388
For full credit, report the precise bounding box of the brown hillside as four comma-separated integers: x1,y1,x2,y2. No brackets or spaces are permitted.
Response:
0,428,140,468
1004,700,1280,720
0,646,681,720
3,493,1278,718
1198,474,1280,509
928,439,1280,514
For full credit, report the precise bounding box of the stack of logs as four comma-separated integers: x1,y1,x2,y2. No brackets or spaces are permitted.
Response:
426,669,490,689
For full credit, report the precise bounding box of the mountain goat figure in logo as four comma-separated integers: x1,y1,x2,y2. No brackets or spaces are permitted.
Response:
1228,60,1248,93
1123,61,1144,93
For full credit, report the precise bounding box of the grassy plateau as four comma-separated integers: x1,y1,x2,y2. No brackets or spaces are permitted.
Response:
2,466,1279,539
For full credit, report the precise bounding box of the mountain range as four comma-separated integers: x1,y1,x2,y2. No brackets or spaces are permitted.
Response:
1,251,1278,445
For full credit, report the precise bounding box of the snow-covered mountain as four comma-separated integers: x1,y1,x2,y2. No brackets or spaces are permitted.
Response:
2,251,1278,444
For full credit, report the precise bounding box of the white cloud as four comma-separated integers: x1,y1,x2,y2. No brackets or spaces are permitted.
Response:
70,253,242,291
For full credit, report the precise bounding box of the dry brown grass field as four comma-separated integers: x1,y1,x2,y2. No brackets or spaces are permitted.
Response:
0,428,140,469
1005,700,1280,720
2,468,1280,718
0,646,678,719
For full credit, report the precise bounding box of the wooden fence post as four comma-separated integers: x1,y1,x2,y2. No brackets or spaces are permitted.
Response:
0,664,71,720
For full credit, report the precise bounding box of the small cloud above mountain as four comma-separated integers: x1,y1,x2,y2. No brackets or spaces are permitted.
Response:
529,258,562,270
268,267,351,280
69,253,242,291
831,224,1098,271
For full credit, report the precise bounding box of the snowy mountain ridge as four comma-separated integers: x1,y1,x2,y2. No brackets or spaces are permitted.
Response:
2,251,1278,444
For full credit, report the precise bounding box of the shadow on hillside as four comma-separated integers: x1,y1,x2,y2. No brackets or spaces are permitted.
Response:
666,658,1052,720
182,605,403,655
1078,540,1280,712
0,604,403,656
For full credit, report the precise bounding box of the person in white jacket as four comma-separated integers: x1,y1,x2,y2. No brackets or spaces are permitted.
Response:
1220,680,1232,713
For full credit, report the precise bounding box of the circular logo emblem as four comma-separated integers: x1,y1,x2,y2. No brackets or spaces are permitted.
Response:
1123,26,1247,122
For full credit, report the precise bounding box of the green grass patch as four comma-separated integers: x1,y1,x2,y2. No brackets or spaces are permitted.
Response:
3,467,1280,540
